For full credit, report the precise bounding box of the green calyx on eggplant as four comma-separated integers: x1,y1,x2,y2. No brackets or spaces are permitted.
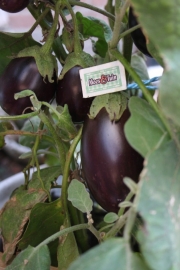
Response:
81,108,143,213
128,7,152,58
0,57,56,115
56,66,94,123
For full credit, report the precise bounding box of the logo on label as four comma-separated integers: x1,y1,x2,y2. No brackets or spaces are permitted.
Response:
79,61,127,98
88,74,117,86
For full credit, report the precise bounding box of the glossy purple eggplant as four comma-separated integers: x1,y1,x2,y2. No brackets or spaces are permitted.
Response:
129,7,152,57
81,108,143,213
56,66,93,123
0,57,56,115
0,0,30,13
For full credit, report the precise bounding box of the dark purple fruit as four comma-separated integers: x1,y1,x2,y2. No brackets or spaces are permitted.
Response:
56,66,93,123
0,57,56,115
128,7,152,57
81,108,143,213
0,237,3,253
0,0,30,13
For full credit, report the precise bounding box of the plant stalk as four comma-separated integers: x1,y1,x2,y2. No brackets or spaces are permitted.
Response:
26,7,51,36
61,126,82,212
65,0,82,55
110,48,174,140
0,111,38,121
69,0,115,21
39,110,66,169
109,0,130,50
103,210,130,240
41,0,61,54
37,223,89,247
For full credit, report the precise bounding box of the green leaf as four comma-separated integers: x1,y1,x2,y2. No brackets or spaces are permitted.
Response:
123,177,138,194
130,0,180,127
104,213,119,224
130,53,149,81
124,97,170,157
68,238,150,270
89,92,127,121
55,105,77,141
68,179,93,213
59,51,95,79
0,32,40,76
30,166,62,191
0,166,61,263
136,140,180,270
5,245,51,270
147,41,164,67
18,199,65,267
92,39,108,58
76,13,112,42
0,186,48,263
44,146,60,166
76,13,112,58
159,68,180,127
19,116,51,149
62,26,75,53
17,45,58,83
57,220,79,269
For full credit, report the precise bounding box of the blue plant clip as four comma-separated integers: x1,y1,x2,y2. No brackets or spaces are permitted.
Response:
127,76,160,90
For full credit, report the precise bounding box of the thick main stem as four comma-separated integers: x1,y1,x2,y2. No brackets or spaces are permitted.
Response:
37,223,89,247
69,0,115,21
65,0,82,55
39,111,66,169
109,0,130,50
41,0,61,54
110,48,173,140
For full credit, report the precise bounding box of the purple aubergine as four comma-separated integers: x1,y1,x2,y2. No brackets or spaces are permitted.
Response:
0,0,30,13
128,7,152,57
0,57,56,115
56,66,93,123
81,108,143,213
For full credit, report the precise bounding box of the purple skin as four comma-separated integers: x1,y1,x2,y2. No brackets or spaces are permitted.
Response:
0,57,56,115
56,66,94,123
0,0,30,13
81,108,144,213
128,7,152,58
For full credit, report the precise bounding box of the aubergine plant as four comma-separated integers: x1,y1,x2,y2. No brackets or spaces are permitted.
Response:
0,1,179,270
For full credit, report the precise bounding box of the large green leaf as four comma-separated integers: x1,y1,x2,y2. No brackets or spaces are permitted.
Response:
136,140,180,270
130,0,180,126
0,186,48,263
68,238,150,270
76,12,112,42
0,32,40,76
18,199,64,267
55,105,77,141
5,245,51,270
30,166,62,191
19,116,52,149
124,97,170,157
76,12,112,57
130,53,149,81
57,221,79,270
0,166,61,263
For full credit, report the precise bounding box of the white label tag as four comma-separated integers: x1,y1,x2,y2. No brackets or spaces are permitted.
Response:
79,61,127,98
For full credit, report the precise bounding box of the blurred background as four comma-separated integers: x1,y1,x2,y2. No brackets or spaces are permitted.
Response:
0,1,163,181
